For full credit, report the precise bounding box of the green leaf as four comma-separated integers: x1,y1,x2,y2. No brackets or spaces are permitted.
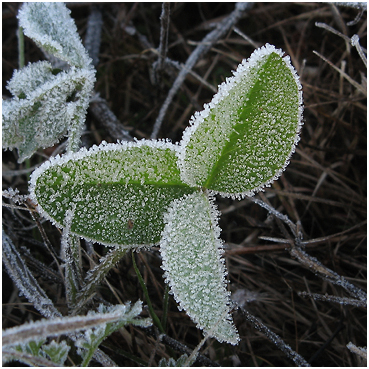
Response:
159,354,195,367
160,191,239,345
42,340,70,365
17,2,92,68
179,44,303,197
2,62,95,162
29,140,196,247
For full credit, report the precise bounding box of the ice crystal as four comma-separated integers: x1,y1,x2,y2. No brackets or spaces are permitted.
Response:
179,43,303,197
160,191,239,344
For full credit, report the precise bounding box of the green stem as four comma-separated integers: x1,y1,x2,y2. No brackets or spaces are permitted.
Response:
17,26,25,69
161,284,170,332
131,251,164,333
73,248,128,315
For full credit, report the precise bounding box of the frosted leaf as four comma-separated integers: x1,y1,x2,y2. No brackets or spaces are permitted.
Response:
41,340,70,365
29,140,196,247
3,63,95,162
17,2,92,68
179,43,303,197
160,191,239,345
158,354,194,367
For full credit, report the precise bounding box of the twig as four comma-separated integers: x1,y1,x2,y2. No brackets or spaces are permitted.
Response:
249,196,301,238
251,197,367,303
313,50,366,95
351,34,367,68
150,2,252,139
236,304,311,367
298,291,366,308
347,342,367,360
89,94,134,142
152,2,171,84
290,245,367,303
84,5,103,67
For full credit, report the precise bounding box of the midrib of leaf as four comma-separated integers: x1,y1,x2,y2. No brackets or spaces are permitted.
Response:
203,52,275,188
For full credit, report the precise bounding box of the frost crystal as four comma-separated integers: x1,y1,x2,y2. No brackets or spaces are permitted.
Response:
179,43,303,197
160,191,239,344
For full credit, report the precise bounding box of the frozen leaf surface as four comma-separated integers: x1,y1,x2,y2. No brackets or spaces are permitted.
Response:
160,191,239,344
179,43,303,197
3,61,95,163
30,140,196,247
17,2,92,68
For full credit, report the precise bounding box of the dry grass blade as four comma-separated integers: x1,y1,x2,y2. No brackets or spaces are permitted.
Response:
313,50,366,95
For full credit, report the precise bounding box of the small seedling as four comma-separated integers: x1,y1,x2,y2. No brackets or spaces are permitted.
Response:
29,42,303,344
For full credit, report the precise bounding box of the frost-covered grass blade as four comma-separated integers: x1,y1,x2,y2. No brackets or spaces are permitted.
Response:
179,43,303,197
2,301,150,348
160,191,239,345
30,140,196,247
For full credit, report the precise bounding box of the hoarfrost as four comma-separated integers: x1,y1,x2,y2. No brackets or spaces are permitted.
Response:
3,2,96,162
2,301,149,348
160,191,239,345
3,61,95,163
17,2,92,68
42,340,70,365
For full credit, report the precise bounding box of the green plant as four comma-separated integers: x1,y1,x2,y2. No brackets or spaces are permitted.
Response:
27,18,302,349
2,2,95,161
2,1,304,364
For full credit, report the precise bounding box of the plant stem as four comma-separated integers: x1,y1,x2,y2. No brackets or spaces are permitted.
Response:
161,283,170,332
131,251,164,333
17,26,25,69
